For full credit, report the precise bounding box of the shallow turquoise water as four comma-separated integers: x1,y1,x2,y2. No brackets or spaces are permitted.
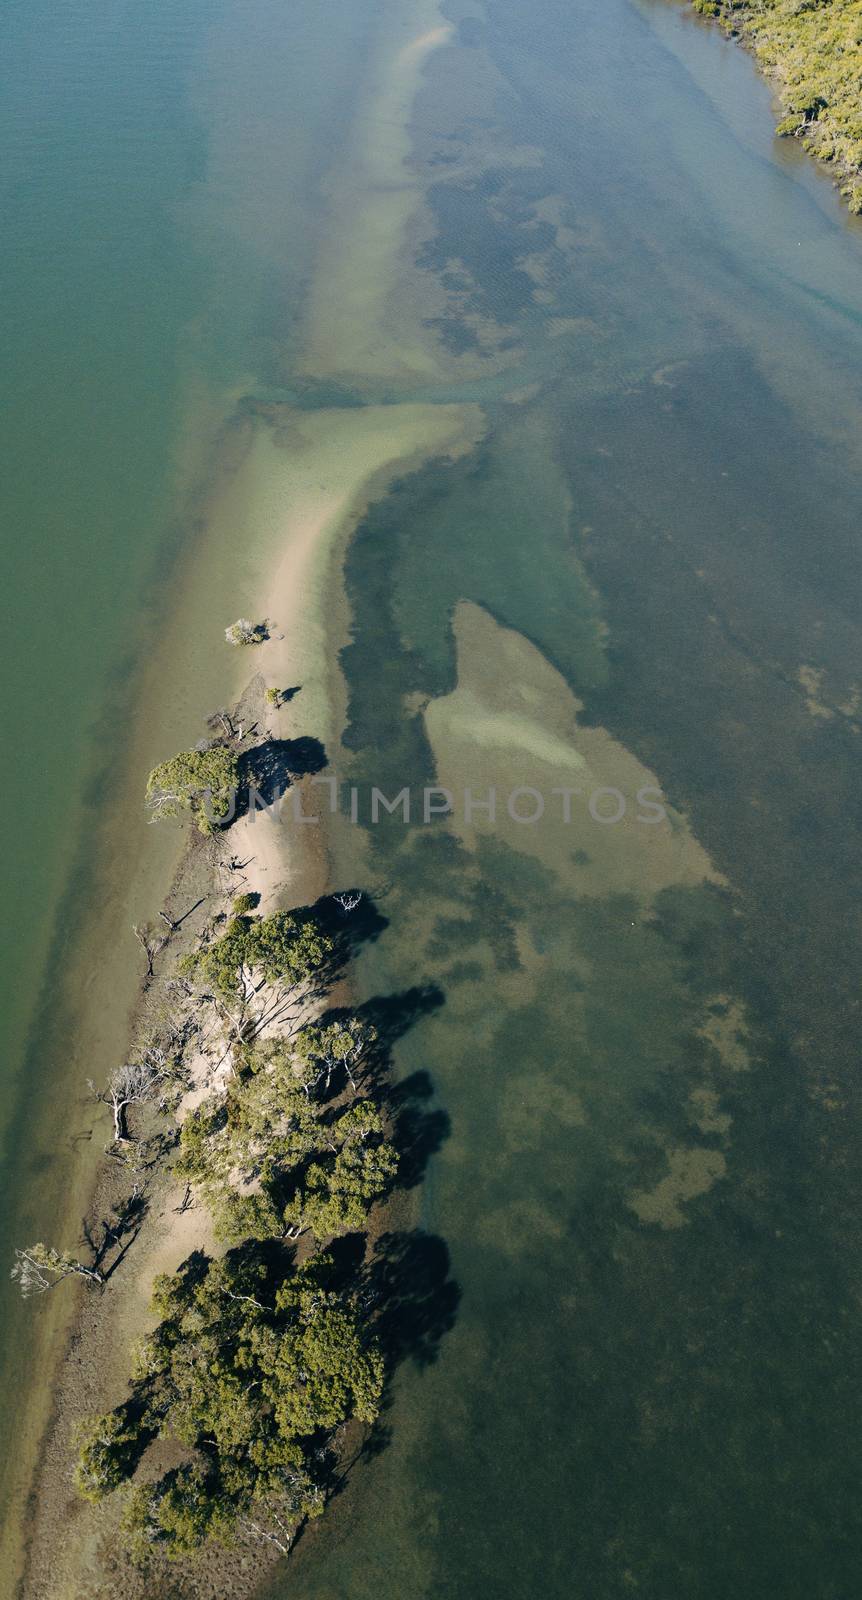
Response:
0,0,206,1090
0,0,372,1551
0,2,221,1504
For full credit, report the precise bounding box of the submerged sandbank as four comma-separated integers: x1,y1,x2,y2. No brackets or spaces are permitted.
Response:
297,0,454,383
425,601,723,900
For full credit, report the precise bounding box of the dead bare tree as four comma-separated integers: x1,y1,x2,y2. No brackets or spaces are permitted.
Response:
207,707,236,740
89,1041,181,1145
241,1477,323,1553
242,1515,293,1556
133,922,165,980
11,1245,103,1297
333,891,362,915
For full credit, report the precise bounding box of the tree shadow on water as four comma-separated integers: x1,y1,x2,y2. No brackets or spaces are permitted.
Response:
356,984,445,1071
310,890,390,961
322,1228,461,1510
365,1230,460,1370
316,978,458,1506
387,1071,450,1191
87,1185,150,1281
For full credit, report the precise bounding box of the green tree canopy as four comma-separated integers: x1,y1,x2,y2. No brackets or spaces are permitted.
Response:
75,1405,151,1501
179,910,334,1041
145,745,239,834
293,1017,378,1092
182,909,332,1016
76,1248,382,1562
176,1039,397,1245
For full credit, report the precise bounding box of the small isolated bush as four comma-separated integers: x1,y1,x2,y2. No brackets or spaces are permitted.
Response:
225,618,268,647
231,892,260,916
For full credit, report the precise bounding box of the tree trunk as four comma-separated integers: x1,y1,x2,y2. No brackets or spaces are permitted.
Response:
112,1098,128,1143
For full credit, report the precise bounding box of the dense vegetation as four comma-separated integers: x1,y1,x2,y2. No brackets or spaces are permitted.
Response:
180,905,334,1035
174,935,398,1244
68,890,399,1563
691,0,862,212
76,1249,383,1559
145,743,239,833
17,716,423,1573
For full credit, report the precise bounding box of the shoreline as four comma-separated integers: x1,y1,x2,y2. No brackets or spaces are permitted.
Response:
16,686,332,1600
0,399,254,1598
686,0,862,215
8,5,478,1590
14,394,483,1599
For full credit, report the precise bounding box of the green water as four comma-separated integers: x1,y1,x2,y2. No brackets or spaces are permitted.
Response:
3,0,862,1595
0,0,374,1563
273,2,862,1598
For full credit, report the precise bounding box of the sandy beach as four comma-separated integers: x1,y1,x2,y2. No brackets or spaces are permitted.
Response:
15,368,487,1598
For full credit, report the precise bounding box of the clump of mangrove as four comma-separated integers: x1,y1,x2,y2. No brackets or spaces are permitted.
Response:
14,703,413,1573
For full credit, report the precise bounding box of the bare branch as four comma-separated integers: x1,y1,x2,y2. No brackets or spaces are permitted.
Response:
132,922,165,980
11,1245,103,1297
333,891,362,915
91,1048,180,1144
